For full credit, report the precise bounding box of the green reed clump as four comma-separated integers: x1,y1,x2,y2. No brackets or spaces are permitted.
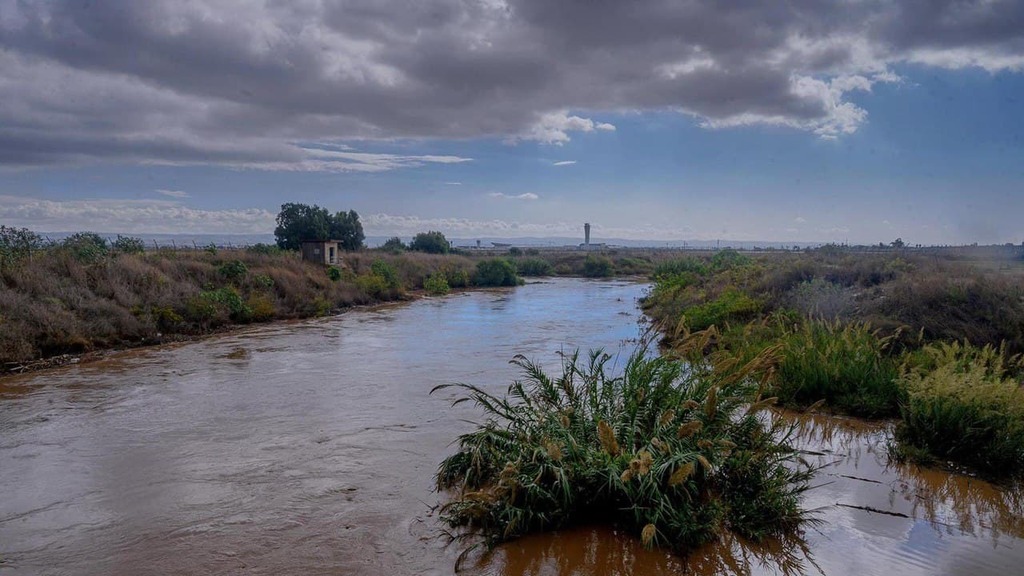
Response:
678,317,900,418
433,346,813,553
769,321,901,417
895,341,1024,476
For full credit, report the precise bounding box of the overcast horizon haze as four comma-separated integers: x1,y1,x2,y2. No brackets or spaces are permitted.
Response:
1,1,1023,246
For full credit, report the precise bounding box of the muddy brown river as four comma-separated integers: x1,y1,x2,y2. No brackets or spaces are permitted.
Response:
1,278,1022,575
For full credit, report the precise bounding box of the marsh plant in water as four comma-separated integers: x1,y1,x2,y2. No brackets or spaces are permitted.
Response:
433,342,814,557
896,341,1024,476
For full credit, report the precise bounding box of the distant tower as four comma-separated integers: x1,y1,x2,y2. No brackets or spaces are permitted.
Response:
584,223,591,246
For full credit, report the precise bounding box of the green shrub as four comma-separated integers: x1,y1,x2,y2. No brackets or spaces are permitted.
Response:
895,341,1024,476
184,294,225,326
409,231,450,254
653,258,709,280
113,235,145,254
516,257,554,277
371,259,402,290
509,247,523,257
711,249,751,271
434,348,812,552
246,294,276,321
475,258,520,286
197,287,251,322
443,266,470,288
219,260,249,280
356,273,390,298
326,266,342,282
312,296,332,316
582,254,614,277
683,290,760,332
247,243,281,255
61,232,108,263
252,274,275,289
151,306,184,331
424,273,451,296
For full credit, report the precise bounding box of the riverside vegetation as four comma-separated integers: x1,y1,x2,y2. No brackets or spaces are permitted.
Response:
432,246,1024,560
434,343,814,559
0,222,732,369
0,227,540,368
641,247,1024,478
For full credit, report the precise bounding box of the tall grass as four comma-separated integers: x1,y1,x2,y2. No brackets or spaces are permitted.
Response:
895,341,1024,475
433,346,814,553
0,248,479,366
764,320,900,417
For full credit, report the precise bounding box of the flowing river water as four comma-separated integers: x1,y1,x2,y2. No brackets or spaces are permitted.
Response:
1,278,1022,575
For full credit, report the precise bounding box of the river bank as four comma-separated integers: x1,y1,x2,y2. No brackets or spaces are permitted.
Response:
642,248,1024,479
0,241,684,372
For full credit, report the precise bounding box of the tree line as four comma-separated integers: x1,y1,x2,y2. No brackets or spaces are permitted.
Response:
2,204,455,264
274,203,453,254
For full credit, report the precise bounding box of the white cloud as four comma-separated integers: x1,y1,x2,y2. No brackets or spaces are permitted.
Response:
552,160,577,166
0,195,274,234
795,216,807,223
236,147,473,173
444,181,463,185
518,112,618,145
487,192,540,200
702,74,873,138
908,48,1024,73
156,189,190,198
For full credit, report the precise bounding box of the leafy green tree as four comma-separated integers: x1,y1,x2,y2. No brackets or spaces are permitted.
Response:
409,231,450,254
381,236,406,252
331,210,365,251
275,203,330,250
274,203,364,251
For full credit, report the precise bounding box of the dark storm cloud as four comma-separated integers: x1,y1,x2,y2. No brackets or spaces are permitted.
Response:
1,0,1022,168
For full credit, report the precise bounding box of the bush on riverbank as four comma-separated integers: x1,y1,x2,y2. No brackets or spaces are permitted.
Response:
474,259,521,287
894,341,1024,476
434,347,813,552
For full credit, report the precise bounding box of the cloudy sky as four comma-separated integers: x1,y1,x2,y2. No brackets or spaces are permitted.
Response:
1,1,1022,244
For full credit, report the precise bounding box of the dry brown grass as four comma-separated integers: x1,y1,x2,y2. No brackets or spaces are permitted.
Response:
0,247,480,366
